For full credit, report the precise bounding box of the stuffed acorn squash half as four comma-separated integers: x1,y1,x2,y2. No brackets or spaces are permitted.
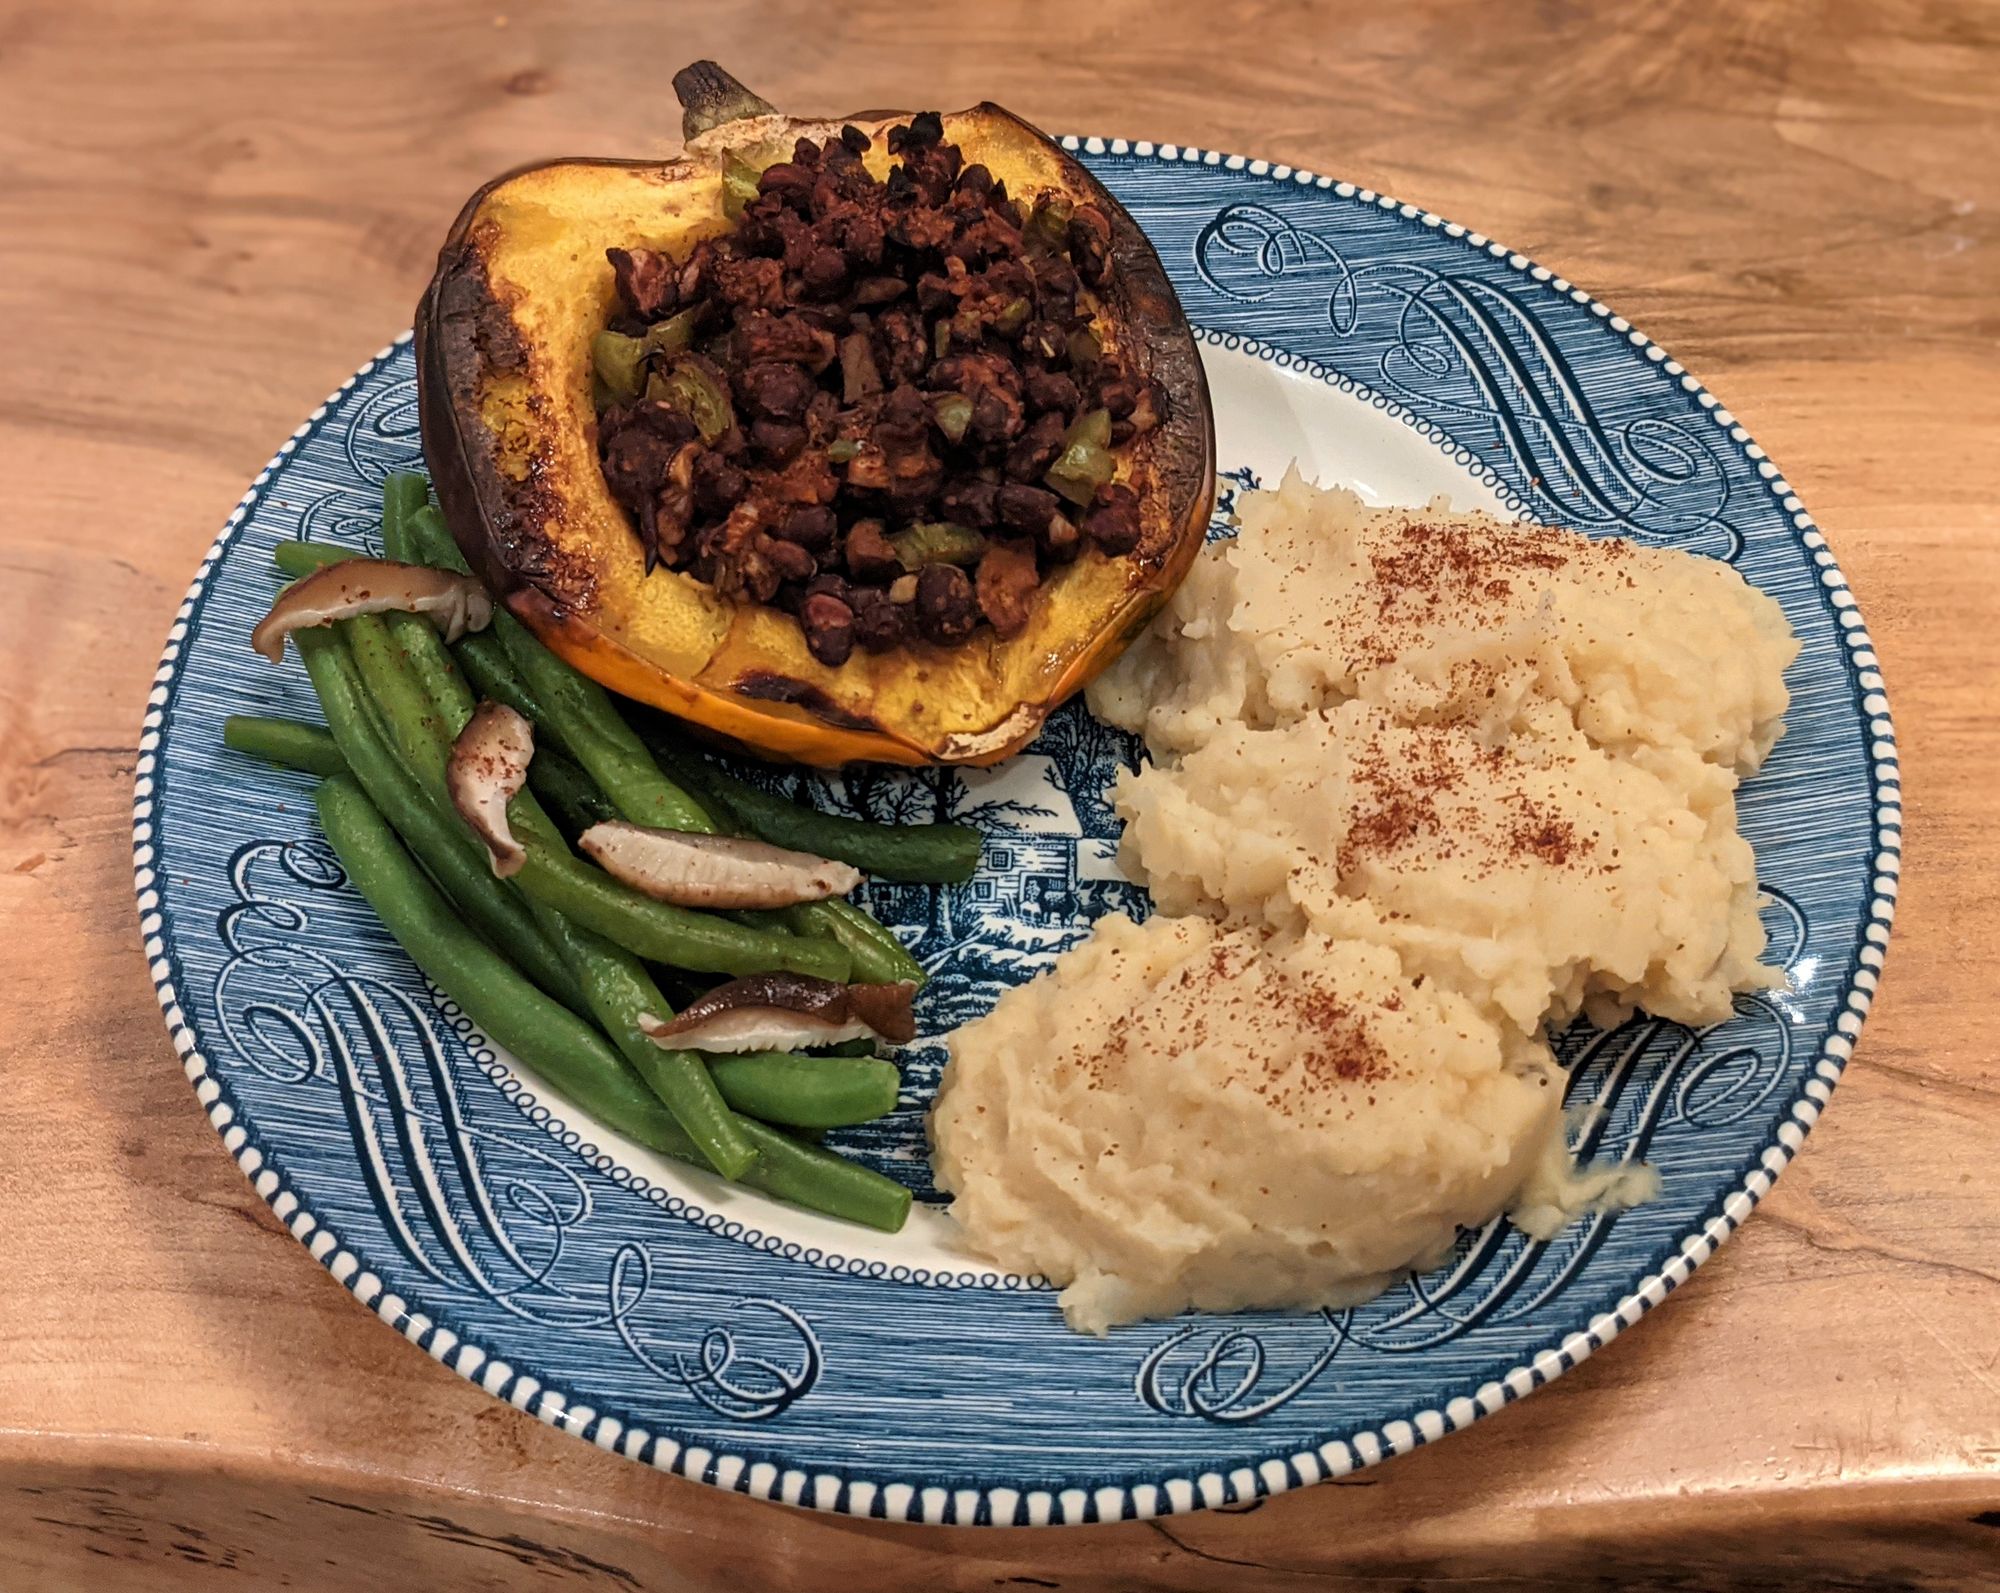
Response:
417,63,1213,766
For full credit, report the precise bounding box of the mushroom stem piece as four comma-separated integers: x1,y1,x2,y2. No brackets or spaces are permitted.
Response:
448,702,535,877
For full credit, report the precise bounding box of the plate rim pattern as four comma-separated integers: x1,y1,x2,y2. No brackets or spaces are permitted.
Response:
131,140,1902,1525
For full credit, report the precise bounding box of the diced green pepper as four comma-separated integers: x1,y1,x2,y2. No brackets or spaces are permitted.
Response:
930,392,974,445
591,330,648,403
721,152,763,219
991,296,1032,336
890,522,987,569
1024,192,1075,254
647,359,735,443
1045,407,1116,506
1066,325,1102,371
645,306,702,359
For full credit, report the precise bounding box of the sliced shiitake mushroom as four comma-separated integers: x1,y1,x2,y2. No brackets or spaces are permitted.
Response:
579,821,862,909
637,973,918,1053
447,701,535,877
250,558,492,663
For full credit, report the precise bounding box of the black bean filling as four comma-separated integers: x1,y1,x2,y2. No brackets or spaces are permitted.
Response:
591,112,1164,666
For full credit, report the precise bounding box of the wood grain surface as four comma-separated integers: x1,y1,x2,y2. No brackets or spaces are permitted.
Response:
2,1,1996,1587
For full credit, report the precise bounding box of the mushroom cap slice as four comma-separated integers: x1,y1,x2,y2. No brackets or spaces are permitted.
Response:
639,973,918,1053
578,821,863,909
250,558,494,663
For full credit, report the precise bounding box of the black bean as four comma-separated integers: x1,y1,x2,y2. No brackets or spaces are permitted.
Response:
850,587,911,652
777,504,838,551
763,535,817,583
1084,482,1143,554
1024,369,1081,416
750,418,808,463
939,476,999,528
799,593,856,666
737,360,816,419
914,563,977,644
1004,412,1067,481
995,481,1060,536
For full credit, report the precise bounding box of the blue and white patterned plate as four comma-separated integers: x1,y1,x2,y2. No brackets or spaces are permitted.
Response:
134,141,1899,1525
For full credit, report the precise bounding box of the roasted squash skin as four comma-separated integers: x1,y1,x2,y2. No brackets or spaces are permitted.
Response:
417,70,1213,766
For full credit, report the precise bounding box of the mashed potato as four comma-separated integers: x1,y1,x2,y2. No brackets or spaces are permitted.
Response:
1092,478,1796,776
931,475,1797,1332
930,914,1565,1335
1112,699,1770,1033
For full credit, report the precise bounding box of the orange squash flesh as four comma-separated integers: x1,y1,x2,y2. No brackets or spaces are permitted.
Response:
417,68,1213,766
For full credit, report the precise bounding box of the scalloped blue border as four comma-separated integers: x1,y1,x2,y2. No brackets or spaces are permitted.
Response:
132,141,1900,1526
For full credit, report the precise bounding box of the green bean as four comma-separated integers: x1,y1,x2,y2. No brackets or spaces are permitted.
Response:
345,613,456,788
709,1051,902,1130
492,607,714,834
528,744,619,836
455,630,560,736
781,899,922,986
223,715,347,779
292,627,581,1009
515,845,849,980
400,509,580,759
356,567,758,1181
313,775,714,1157
648,739,982,884
379,472,430,556
403,506,473,577
735,1118,912,1231
273,538,354,576
530,902,758,1179
372,480,481,739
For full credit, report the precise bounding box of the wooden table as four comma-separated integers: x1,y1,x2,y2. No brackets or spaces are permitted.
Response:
3,2,1996,1587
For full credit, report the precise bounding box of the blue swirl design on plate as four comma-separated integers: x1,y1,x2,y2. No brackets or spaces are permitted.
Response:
132,143,1897,1523
1195,201,1742,560
211,835,822,1418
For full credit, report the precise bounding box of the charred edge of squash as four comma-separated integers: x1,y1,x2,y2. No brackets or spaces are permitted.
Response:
417,110,1215,767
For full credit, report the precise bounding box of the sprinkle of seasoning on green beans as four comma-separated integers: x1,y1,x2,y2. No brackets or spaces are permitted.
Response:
530,901,758,1179
315,776,736,1164
344,612,456,788
528,745,619,837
